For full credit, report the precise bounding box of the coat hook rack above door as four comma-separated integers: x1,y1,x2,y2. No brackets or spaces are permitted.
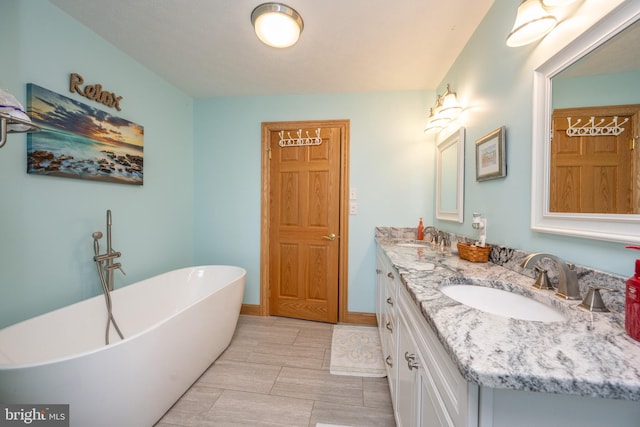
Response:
278,128,322,147
566,116,629,137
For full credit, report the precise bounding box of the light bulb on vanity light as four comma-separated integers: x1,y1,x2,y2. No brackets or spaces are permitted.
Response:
506,0,557,47
424,107,448,134
424,84,463,134
541,0,578,6
437,84,462,120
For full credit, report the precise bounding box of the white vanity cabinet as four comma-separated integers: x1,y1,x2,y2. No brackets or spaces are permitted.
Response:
376,248,399,402
376,247,478,427
396,283,479,427
376,243,640,427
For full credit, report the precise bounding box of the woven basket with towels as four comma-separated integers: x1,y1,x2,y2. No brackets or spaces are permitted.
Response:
457,242,491,263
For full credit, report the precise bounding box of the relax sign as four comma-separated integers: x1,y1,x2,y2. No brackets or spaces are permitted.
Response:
69,73,122,111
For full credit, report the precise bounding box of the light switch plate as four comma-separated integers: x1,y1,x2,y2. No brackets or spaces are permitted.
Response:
349,187,357,200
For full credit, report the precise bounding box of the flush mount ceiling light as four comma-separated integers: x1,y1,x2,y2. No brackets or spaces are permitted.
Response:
506,0,557,47
251,3,304,48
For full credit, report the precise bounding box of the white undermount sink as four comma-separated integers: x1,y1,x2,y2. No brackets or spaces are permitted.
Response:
441,284,566,323
397,241,434,248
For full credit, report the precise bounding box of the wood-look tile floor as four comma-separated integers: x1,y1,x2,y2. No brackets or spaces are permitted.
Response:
155,315,396,427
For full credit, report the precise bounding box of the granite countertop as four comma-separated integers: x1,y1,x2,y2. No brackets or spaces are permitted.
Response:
376,237,640,401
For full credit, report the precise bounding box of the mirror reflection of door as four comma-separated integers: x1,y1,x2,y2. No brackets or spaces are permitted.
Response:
550,105,640,214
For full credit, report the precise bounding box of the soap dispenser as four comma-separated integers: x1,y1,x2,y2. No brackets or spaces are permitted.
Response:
625,246,640,342
471,213,487,247
417,218,424,240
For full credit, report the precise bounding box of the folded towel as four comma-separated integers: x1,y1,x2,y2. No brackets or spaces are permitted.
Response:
0,88,32,132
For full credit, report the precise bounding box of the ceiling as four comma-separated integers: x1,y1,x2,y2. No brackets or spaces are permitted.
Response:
49,0,495,98
558,18,640,78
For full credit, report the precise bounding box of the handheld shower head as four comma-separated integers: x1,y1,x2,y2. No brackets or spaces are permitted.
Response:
92,231,103,256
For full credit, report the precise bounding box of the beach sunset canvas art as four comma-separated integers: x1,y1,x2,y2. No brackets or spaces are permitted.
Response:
26,84,144,185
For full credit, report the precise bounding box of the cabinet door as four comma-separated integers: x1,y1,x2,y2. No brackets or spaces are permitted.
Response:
399,283,479,427
418,360,454,427
396,310,419,427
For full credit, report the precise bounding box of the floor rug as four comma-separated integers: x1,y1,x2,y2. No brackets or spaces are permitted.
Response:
330,325,386,377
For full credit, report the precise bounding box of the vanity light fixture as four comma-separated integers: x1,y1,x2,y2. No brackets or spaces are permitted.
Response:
424,108,445,134
506,0,557,47
437,84,463,120
251,3,304,48
424,84,463,134
541,0,578,7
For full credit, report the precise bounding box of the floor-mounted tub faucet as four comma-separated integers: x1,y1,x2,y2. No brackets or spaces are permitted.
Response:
520,252,581,300
92,210,125,344
93,210,125,292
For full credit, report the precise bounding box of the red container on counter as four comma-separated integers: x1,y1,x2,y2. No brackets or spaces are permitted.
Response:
625,246,640,342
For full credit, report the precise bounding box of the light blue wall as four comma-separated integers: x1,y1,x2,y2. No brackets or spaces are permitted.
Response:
193,92,434,312
434,0,635,278
553,70,640,108
2,0,635,327
0,0,194,328
191,0,633,315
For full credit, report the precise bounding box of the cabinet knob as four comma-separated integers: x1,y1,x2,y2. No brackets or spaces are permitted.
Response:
376,268,382,274
385,355,393,367
387,272,394,279
385,321,393,333
405,352,419,370
386,297,394,306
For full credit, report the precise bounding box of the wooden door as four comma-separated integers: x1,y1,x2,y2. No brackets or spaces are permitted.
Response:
551,105,639,214
262,121,348,323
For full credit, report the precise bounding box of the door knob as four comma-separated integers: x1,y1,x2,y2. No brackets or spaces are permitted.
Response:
322,233,336,241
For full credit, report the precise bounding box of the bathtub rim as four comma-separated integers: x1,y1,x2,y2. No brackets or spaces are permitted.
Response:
0,265,246,370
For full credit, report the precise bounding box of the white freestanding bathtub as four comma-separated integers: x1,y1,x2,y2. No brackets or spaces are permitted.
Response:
0,265,246,427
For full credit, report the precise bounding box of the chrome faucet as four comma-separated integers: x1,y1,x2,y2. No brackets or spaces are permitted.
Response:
520,252,581,300
424,226,439,244
437,230,450,252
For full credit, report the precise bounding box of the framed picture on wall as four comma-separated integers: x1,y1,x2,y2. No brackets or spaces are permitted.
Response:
475,126,506,181
26,83,144,185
